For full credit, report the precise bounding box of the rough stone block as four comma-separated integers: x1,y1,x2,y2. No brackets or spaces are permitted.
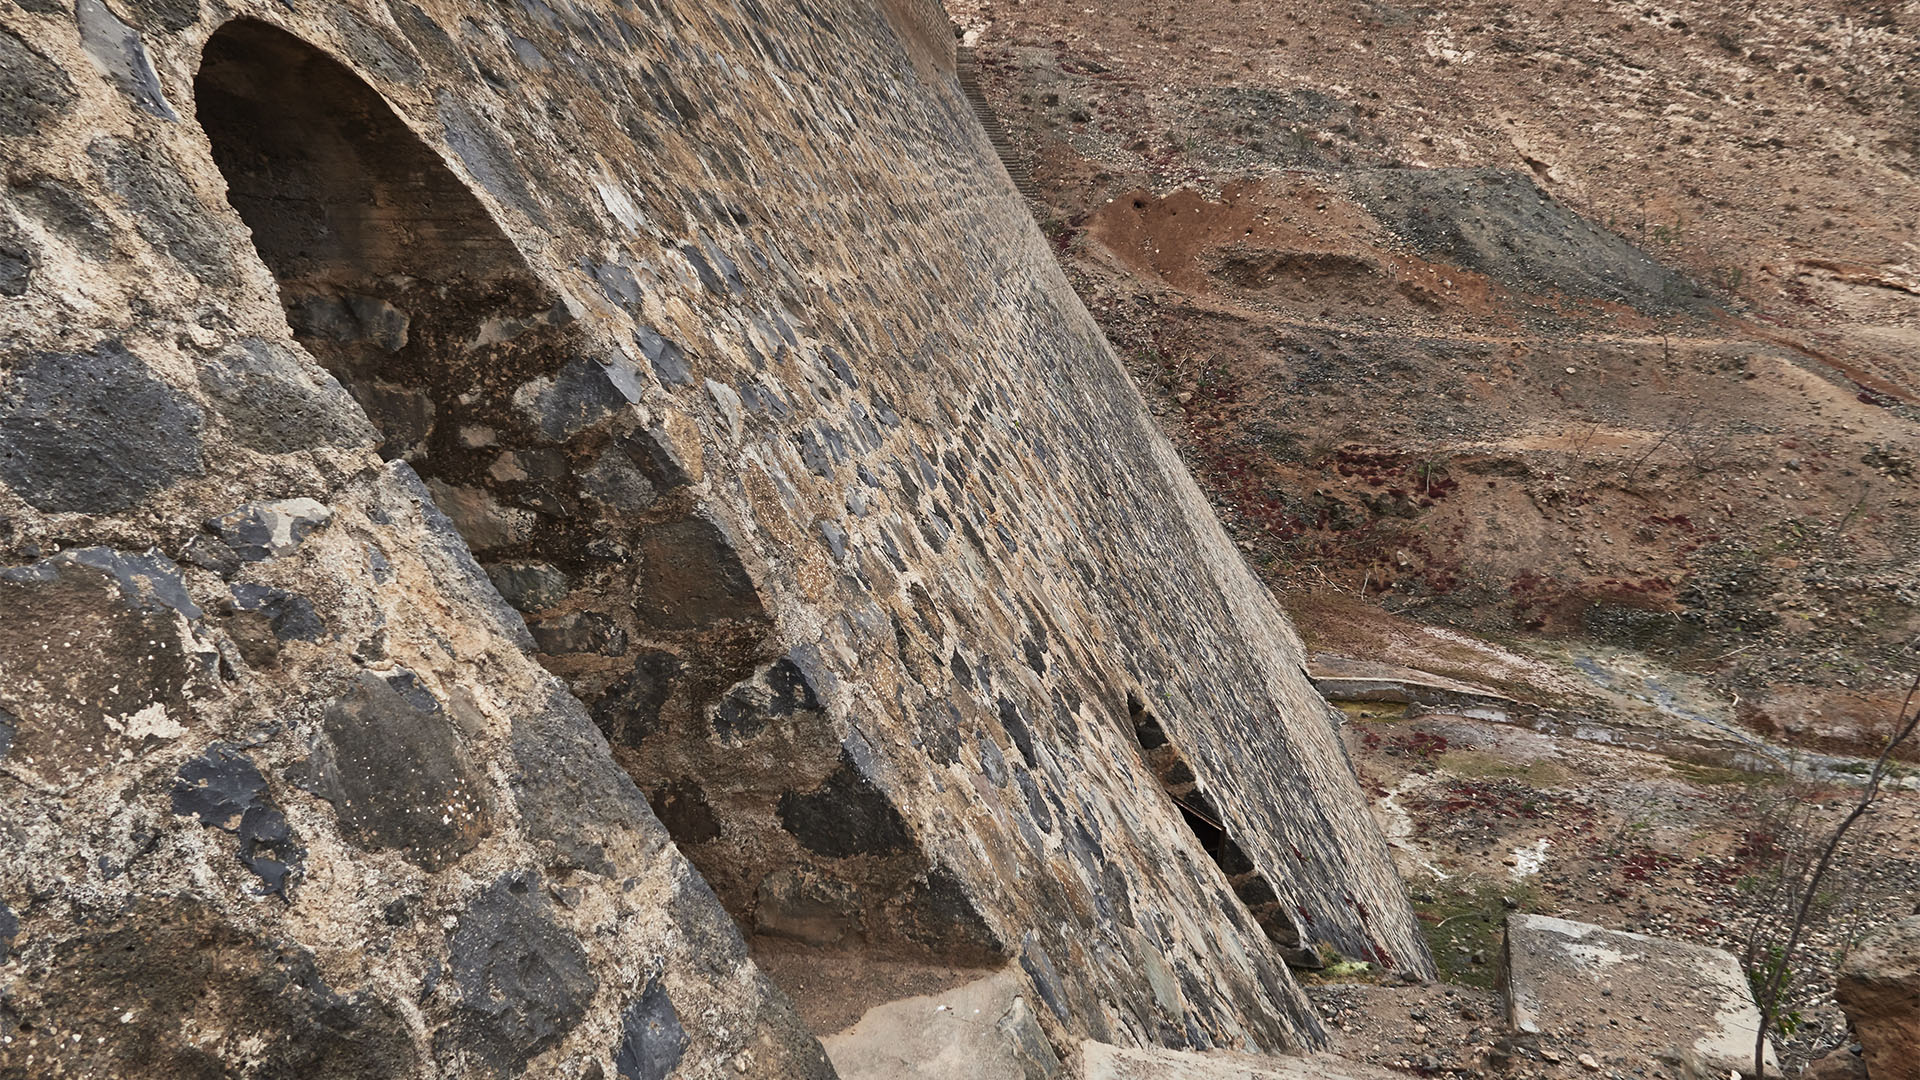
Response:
1835,914,1920,1080
0,342,204,513
1502,914,1777,1078
824,968,1063,1080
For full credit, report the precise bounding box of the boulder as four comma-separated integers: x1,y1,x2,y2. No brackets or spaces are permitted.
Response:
1502,914,1777,1079
1836,915,1920,1079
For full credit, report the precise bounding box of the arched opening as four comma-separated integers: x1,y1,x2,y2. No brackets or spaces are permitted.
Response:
195,20,999,1031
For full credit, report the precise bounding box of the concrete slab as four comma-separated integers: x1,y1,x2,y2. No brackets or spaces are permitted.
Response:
823,967,1062,1080
1308,652,1517,708
825,967,1412,1080
1504,914,1778,1079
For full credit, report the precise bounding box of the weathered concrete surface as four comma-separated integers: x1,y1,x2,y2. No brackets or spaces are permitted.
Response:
825,971,1403,1080
0,0,1429,1072
1503,914,1777,1079
1836,914,1920,1079
1308,653,1518,709
824,968,1062,1080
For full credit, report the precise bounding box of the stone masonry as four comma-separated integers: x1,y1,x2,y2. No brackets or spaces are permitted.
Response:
0,0,1431,1076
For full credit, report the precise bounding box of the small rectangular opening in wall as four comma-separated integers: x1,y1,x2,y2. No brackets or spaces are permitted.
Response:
1127,693,1317,968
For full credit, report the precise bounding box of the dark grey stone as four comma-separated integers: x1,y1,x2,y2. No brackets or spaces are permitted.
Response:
529,356,627,440
197,338,374,454
56,546,202,618
580,444,659,512
998,697,1037,767
976,735,1007,787
1021,636,1047,674
632,517,767,631
679,243,726,294
586,258,642,310
325,5,423,85
634,325,691,386
171,742,268,831
776,750,912,858
765,658,821,716
896,868,1005,960
311,670,491,870
1016,768,1053,833
615,427,691,492
235,799,303,896
0,28,75,138
0,342,203,513
7,176,113,260
818,518,846,559
447,873,598,1074
1020,933,1071,1022
92,137,230,283
590,649,681,749
507,31,548,70
231,582,326,641
485,561,570,612
664,869,751,972
434,92,545,226
821,346,857,389
711,683,765,740
0,900,14,961
530,611,627,656
511,686,660,875
75,0,176,119
116,0,200,33
388,3,467,76
795,428,831,476
171,743,304,897
703,242,744,292
613,978,687,1080
0,214,32,296
182,532,241,577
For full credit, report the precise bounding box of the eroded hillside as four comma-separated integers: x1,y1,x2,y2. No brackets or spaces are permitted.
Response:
954,0,1919,762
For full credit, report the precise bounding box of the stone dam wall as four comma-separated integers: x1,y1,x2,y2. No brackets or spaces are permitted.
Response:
0,0,1430,1075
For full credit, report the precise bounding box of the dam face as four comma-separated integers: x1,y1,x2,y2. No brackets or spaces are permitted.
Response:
0,0,1429,1074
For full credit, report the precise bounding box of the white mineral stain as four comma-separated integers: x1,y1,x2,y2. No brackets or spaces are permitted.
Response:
1507,837,1550,879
